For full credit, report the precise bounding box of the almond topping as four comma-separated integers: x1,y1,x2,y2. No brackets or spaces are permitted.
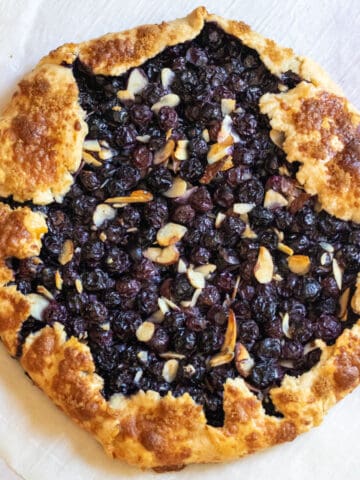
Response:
75,278,83,294
55,270,63,291
93,204,116,228
36,285,54,300
143,245,180,265
209,351,234,368
154,139,175,165
136,321,155,342
189,288,203,307
162,359,179,383
151,94,180,113
82,151,102,167
281,312,291,338
223,309,237,353
58,240,74,266
351,275,360,314
194,264,217,278
161,68,175,89
161,297,180,310
98,148,115,160
207,136,233,164
221,98,236,116
319,242,334,253
187,268,205,289
163,176,187,198
137,351,148,363
215,212,226,228
277,242,294,256
332,258,343,290
287,255,311,275
26,293,49,321
127,68,148,94
136,134,151,143
254,246,274,284
202,128,210,142
83,139,101,152
174,140,189,160
156,223,187,247
105,190,153,204
269,129,285,148
234,343,254,377
200,157,227,183
158,297,170,315
264,189,289,209
339,288,350,320
160,352,186,360
117,89,135,102
217,115,240,143
233,203,255,214
177,258,188,273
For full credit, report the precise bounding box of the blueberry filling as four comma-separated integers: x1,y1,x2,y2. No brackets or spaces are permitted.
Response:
7,23,359,427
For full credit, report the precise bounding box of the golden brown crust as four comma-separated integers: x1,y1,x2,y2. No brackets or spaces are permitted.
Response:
0,6,359,470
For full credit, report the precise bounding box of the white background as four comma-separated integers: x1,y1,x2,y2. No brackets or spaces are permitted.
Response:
0,1,359,479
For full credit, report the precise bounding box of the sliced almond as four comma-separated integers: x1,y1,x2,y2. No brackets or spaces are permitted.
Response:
194,263,217,278
93,204,116,228
161,297,180,311
98,148,115,161
339,287,350,320
332,258,343,290
174,140,189,160
202,128,210,142
200,157,227,184
320,252,331,265
221,98,236,116
105,190,153,204
158,297,170,315
209,351,234,368
281,312,291,338
151,94,180,113
319,242,334,253
217,115,240,143
136,134,151,143
55,270,63,291
117,89,135,102
163,176,187,198
26,293,50,321
154,139,175,165
134,369,143,383
82,150,102,167
223,309,237,353
187,268,205,289
161,67,175,89
220,156,234,171
127,68,148,94
351,275,360,314
160,352,186,360
233,203,255,215
207,136,234,164
143,245,180,265
231,275,241,300
215,212,226,228
83,139,101,152
162,359,179,382
177,258,188,274
234,343,254,377
277,242,294,256
75,278,83,294
264,189,289,209
58,240,74,266
269,129,285,148
146,309,165,324
36,285,54,300
189,288,203,307
183,364,196,376
287,255,311,275
136,321,155,342
137,351,149,363
156,223,187,247
242,224,258,239
254,246,274,284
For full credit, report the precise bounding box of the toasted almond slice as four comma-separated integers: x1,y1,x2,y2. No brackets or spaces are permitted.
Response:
55,270,63,291
161,67,175,89
143,245,180,265
162,359,179,382
117,89,135,102
174,140,189,160
339,287,350,320
202,128,210,142
151,94,180,113
153,139,175,165
36,285,54,300
161,297,180,311
189,288,203,307
215,212,226,228
320,252,330,265
277,242,294,256
98,148,115,160
183,364,196,376
93,204,116,228
194,264,217,278
319,242,334,253
281,312,291,338
269,129,285,148
217,115,240,143
187,268,205,289
136,134,151,143
83,139,101,152
221,98,236,116
242,224,258,239
223,309,237,353
160,352,186,360
287,255,311,275
209,351,234,368
75,278,83,294
158,297,170,315
82,150,102,167
231,275,241,300
156,223,187,247
146,309,165,324
58,240,74,266
233,203,255,214
137,351,148,363
351,275,360,314
235,343,254,377
26,293,49,321
207,136,234,164
264,189,289,209
177,258,188,273
136,321,155,342
254,246,274,284
220,156,234,171
105,190,153,204
127,68,148,94
200,157,227,183
332,258,343,290
163,176,187,198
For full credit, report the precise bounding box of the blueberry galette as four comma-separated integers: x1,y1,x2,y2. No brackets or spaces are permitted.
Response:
0,7,359,470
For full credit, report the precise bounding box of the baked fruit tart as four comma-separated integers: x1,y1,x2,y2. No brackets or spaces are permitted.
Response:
0,7,359,470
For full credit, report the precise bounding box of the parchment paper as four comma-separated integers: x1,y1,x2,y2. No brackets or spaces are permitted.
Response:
0,1,359,479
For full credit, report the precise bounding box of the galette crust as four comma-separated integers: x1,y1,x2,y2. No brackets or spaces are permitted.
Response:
0,6,359,470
